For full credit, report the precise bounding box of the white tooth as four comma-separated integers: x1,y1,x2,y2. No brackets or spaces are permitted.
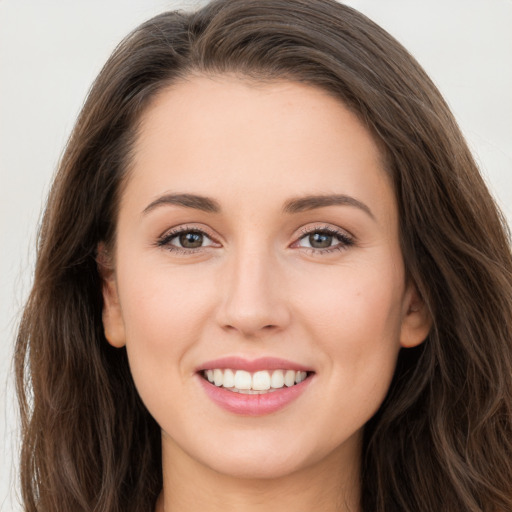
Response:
223,369,235,388
213,369,223,387
252,370,271,390
234,370,252,390
206,369,214,382
271,370,285,388
295,371,307,384
284,370,295,387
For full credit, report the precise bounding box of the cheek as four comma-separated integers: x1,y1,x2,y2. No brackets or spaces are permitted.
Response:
116,261,217,394
294,259,404,403
119,258,213,336
296,258,404,341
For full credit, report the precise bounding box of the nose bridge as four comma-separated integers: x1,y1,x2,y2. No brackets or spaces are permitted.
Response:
217,238,289,336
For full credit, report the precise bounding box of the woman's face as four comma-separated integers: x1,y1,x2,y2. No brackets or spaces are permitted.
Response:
101,76,430,480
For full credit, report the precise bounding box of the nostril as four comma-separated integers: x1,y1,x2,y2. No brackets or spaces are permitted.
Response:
221,323,281,336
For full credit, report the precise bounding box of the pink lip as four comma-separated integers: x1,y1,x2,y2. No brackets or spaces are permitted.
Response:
196,356,315,416
197,356,313,373
198,374,313,416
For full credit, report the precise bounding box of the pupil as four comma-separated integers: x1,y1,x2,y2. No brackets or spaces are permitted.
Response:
179,232,203,248
309,232,333,248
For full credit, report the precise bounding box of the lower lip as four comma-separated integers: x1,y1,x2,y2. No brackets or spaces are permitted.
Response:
198,374,313,416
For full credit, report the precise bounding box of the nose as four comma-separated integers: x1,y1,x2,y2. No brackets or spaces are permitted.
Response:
215,245,291,338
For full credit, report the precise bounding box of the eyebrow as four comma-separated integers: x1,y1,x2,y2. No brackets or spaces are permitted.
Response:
283,194,375,220
142,192,375,220
143,193,221,214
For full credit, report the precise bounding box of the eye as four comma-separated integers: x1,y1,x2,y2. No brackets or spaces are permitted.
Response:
295,227,354,253
157,227,218,251
176,231,211,248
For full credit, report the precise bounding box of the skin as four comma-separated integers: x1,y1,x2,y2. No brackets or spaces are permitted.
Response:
100,76,431,512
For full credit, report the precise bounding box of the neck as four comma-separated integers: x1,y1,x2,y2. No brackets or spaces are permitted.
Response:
156,433,361,512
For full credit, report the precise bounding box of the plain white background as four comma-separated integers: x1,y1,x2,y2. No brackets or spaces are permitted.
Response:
1,1,510,509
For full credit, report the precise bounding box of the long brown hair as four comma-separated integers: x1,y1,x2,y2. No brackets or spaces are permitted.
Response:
15,1,512,510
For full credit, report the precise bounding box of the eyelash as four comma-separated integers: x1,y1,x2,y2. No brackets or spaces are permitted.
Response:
156,224,355,255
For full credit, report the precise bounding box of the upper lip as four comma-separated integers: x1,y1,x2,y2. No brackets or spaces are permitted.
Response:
197,356,313,373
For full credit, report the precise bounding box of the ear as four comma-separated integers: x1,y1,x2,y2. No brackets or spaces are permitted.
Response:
96,243,126,348
399,281,432,348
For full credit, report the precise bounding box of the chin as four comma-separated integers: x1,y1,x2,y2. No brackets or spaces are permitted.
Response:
188,428,348,482
203,449,313,480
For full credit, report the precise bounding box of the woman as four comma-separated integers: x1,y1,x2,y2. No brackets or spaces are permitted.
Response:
15,0,512,511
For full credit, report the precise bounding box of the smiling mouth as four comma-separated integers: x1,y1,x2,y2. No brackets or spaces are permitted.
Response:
201,369,313,394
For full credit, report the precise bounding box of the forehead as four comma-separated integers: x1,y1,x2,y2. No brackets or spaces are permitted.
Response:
124,75,394,221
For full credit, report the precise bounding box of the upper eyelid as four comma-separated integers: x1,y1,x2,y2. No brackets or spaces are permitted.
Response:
159,224,217,239
296,223,354,239
299,226,341,235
